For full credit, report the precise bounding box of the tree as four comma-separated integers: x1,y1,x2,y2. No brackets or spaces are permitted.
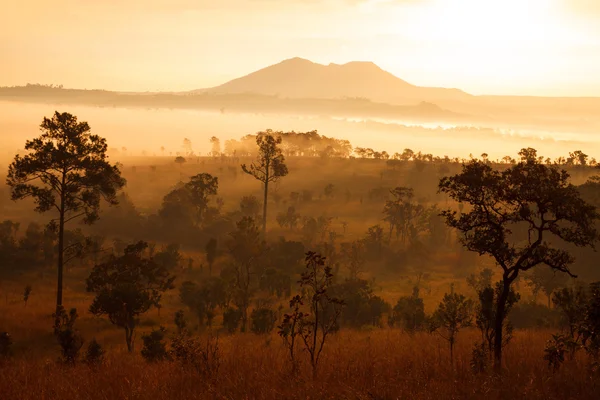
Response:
205,238,217,276
524,267,568,307
6,111,126,314
86,241,175,352
278,252,345,378
241,131,289,235
182,138,193,156
159,173,218,227
430,290,473,366
210,136,221,157
174,156,186,166
227,217,265,332
239,195,261,220
383,187,424,244
389,286,427,332
439,153,598,369
475,282,519,358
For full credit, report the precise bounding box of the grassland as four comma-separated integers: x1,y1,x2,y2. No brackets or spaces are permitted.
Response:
1,154,599,399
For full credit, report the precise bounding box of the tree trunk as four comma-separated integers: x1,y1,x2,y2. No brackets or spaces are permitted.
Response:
262,180,269,237
56,208,65,314
450,337,454,370
125,324,135,352
493,279,511,371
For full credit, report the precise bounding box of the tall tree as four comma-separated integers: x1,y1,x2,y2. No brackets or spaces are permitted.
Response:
6,112,126,313
241,131,288,236
439,151,598,370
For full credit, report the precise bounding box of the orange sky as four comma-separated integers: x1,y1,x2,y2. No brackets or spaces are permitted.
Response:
2,0,599,96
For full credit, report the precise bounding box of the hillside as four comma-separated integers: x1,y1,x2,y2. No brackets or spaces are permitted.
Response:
191,57,472,104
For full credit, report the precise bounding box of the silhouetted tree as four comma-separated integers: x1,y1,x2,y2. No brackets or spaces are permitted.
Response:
430,289,473,367
227,217,265,332
241,131,289,235
86,241,175,352
278,252,345,378
439,152,598,369
6,111,126,314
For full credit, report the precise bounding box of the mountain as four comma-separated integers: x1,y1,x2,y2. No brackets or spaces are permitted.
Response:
191,57,472,105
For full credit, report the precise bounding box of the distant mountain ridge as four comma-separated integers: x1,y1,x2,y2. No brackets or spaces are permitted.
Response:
189,57,472,105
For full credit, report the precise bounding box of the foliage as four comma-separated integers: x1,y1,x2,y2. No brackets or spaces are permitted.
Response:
330,279,390,328
226,217,265,332
86,241,175,352
475,282,520,354
179,278,227,328
439,152,599,368
278,251,345,378
241,130,289,234
6,111,126,311
141,327,170,363
524,267,569,307
84,338,105,367
52,306,84,365
222,307,242,334
159,173,218,227
430,290,473,365
383,187,425,244
250,307,277,334
170,333,221,379
389,287,427,332
543,333,579,371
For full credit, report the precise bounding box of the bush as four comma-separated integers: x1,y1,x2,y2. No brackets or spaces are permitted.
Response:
53,306,84,365
0,332,12,358
223,308,242,334
250,308,277,334
84,338,105,366
170,334,221,379
470,342,489,374
141,327,170,362
389,287,426,332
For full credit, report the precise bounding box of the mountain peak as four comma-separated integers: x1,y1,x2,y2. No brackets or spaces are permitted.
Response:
202,57,471,103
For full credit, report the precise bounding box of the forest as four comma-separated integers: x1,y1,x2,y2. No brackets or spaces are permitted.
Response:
1,111,600,399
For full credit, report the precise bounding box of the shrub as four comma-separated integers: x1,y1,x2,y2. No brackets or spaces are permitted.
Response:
170,334,221,379
141,327,170,362
84,338,105,366
223,308,242,334
251,308,277,334
470,342,489,374
53,306,84,365
389,287,426,332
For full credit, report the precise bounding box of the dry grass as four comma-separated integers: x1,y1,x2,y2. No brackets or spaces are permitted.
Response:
1,281,598,400
1,329,598,400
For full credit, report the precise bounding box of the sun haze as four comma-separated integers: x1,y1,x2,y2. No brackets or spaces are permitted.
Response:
2,0,599,95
